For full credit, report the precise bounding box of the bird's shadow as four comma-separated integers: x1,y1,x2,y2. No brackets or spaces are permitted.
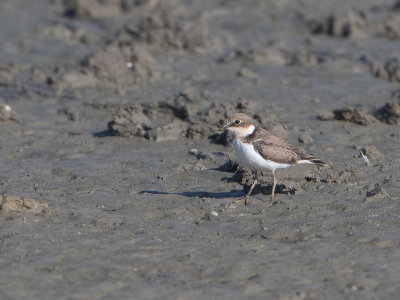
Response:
138,183,283,199
93,130,113,138
139,189,246,199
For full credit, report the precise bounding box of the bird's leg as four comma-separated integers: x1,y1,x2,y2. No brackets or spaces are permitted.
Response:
270,171,277,203
245,171,258,205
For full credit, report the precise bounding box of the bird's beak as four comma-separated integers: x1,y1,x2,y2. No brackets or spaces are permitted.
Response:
223,121,231,130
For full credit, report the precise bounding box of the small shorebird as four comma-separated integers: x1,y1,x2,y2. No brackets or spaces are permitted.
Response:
224,113,326,204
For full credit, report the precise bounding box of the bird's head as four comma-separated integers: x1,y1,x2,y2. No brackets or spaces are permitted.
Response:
224,113,255,137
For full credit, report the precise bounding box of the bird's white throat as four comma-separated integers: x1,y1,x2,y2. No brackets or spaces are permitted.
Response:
229,124,255,138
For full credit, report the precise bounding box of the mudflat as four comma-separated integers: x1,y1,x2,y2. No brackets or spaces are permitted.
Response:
0,0,399,299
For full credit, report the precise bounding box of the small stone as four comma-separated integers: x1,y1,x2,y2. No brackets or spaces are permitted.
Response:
0,103,18,122
211,211,218,217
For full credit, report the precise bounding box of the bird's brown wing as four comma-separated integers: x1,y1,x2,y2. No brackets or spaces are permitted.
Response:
260,128,290,147
245,127,289,147
253,140,300,164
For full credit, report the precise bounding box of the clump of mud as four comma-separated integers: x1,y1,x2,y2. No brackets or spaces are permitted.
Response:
333,107,377,125
359,146,384,163
84,41,155,84
121,3,219,52
298,130,314,144
107,104,152,138
365,183,389,202
321,101,400,126
61,40,156,90
307,12,364,38
364,57,400,83
326,167,358,184
0,194,48,217
375,101,400,125
307,4,400,40
108,90,284,144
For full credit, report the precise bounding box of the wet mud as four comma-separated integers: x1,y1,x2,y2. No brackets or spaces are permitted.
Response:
0,0,400,299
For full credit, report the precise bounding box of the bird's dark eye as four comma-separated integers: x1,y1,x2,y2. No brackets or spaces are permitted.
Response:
234,120,241,125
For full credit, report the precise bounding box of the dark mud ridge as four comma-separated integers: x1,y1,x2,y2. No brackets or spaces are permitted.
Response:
318,100,400,125
108,91,287,144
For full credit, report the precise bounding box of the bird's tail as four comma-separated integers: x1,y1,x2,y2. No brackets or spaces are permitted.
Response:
298,154,326,166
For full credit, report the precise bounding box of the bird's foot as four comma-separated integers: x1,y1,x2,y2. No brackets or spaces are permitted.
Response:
268,197,286,206
267,196,279,206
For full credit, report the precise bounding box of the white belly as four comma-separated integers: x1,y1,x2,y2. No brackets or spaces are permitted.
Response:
233,140,290,172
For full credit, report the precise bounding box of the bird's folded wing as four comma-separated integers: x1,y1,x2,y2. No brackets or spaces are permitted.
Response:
253,140,300,164
254,128,290,147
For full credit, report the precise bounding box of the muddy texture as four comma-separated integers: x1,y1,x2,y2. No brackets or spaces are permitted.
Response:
1,0,400,299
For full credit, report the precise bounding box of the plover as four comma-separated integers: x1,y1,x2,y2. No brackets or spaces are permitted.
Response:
224,113,326,204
